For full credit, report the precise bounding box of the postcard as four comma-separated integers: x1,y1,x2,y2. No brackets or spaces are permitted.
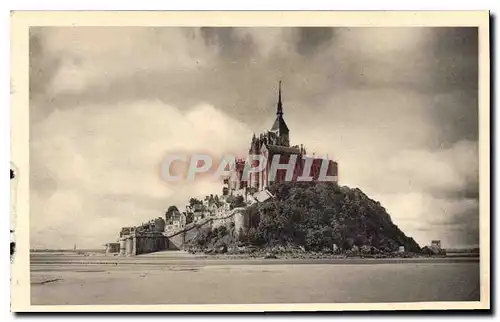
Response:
10,11,490,312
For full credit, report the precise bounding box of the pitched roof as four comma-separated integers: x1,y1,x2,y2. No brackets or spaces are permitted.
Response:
265,144,301,155
270,116,289,134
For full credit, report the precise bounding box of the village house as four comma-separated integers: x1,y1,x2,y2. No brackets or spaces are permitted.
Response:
165,210,186,231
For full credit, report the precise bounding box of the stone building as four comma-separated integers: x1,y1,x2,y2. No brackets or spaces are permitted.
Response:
165,210,186,231
110,82,339,255
105,242,120,255
431,240,442,251
227,82,338,195
117,219,168,256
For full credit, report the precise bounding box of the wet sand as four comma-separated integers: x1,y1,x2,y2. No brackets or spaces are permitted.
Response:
30,256,480,305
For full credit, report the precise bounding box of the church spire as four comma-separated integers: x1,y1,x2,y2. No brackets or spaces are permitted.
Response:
270,80,290,146
277,80,283,117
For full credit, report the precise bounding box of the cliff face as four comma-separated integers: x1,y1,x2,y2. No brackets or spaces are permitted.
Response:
242,182,421,253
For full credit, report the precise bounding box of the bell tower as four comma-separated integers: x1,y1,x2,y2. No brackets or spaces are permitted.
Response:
269,81,290,146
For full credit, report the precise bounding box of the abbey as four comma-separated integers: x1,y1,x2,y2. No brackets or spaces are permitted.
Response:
225,82,338,196
111,84,340,255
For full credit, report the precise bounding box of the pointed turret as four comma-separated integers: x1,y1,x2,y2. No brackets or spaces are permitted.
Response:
277,80,283,117
270,81,290,146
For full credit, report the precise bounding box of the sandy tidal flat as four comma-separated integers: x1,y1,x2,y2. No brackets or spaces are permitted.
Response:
30,262,480,305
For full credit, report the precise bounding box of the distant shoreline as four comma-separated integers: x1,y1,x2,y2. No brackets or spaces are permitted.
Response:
30,251,479,263
30,249,105,253
29,249,480,257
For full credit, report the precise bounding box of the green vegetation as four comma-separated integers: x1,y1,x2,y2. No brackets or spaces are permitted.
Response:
226,195,246,210
245,182,420,253
189,182,421,255
189,198,203,207
190,224,237,254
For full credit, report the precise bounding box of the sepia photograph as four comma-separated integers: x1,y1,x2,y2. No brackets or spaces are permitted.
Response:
10,11,490,312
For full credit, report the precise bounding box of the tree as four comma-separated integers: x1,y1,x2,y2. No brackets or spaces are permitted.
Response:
184,181,421,254
185,212,194,225
189,198,203,207
214,195,223,207
228,195,245,209
245,204,261,228
247,227,265,246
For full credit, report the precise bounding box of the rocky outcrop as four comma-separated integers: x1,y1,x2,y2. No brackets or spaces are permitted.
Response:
188,182,421,255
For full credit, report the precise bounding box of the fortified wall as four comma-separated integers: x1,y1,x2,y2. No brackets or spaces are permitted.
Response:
105,82,337,256
112,218,168,256
166,207,248,250
119,232,167,256
109,207,249,256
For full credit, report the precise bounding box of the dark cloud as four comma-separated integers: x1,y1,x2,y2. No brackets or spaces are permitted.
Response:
427,91,478,148
295,27,335,56
200,27,257,59
29,27,480,248
432,185,479,201
29,29,60,104
427,28,479,145
432,27,478,64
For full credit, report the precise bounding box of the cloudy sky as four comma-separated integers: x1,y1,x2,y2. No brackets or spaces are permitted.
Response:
29,27,479,249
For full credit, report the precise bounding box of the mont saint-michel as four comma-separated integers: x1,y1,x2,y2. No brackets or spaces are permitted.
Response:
22,21,486,310
101,82,424,258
